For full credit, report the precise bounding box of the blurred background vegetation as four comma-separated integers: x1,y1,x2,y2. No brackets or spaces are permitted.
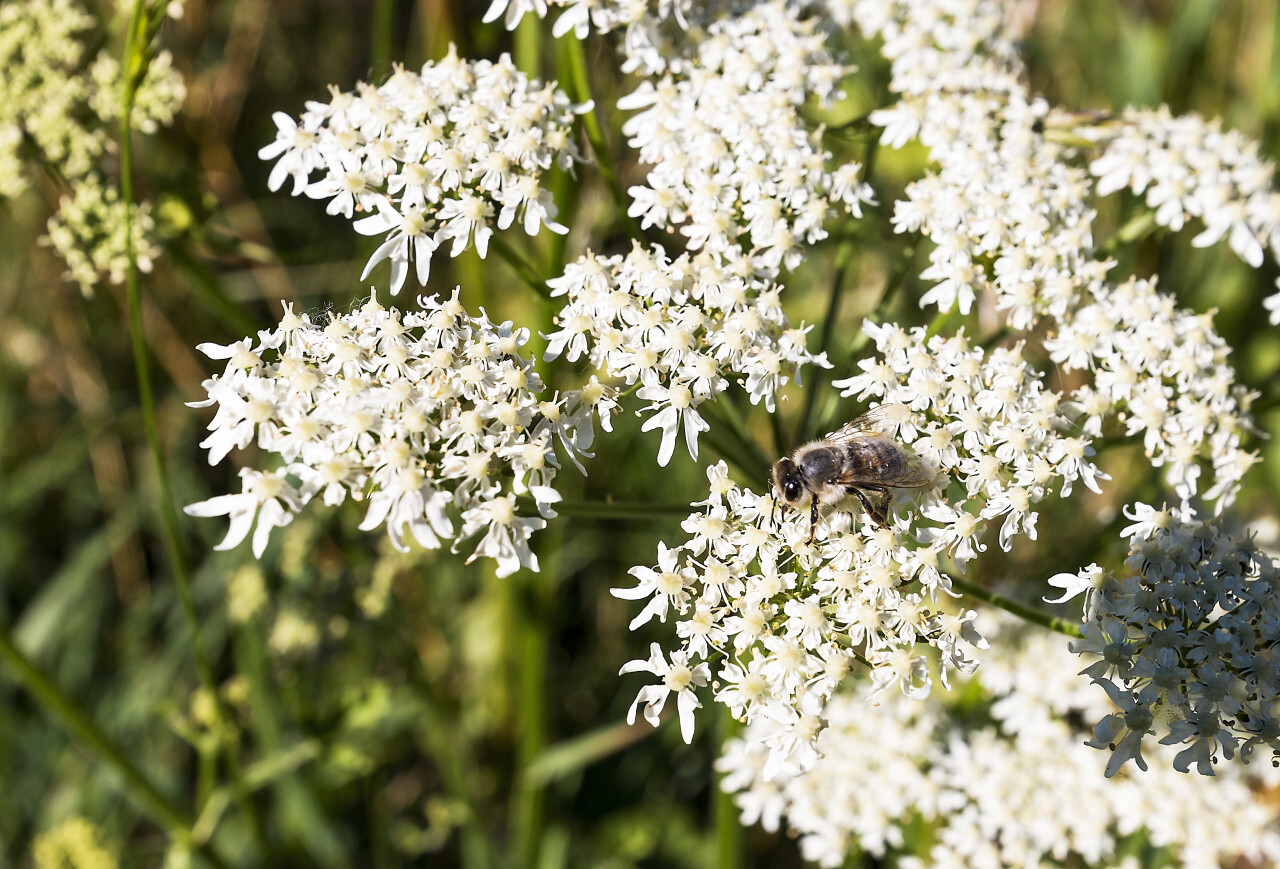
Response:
2,0,1280,866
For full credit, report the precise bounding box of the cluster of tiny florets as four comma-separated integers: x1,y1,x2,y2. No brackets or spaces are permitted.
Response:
614,459,988,774
850,0,1257,567
837,323,1105,556
718,615,1280,868
185,291,613,577
1,0,185,293
618,2,873,272
544,243,827,466
41,174,162,296
1078,106,1280,323
258,47,586,294
1056,504,1280,777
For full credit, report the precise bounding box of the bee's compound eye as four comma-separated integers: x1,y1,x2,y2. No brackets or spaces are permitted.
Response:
784,479,802,502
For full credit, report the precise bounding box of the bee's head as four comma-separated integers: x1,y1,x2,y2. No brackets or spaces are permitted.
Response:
770,457,805,507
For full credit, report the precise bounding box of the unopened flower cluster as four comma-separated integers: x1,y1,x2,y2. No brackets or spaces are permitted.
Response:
258,48,585,294
617,3,874,273
185,291,613,577
614,459,988,776
1,0,185,293
1054,504,1280,778
718,615,1280,868
544,243,827,466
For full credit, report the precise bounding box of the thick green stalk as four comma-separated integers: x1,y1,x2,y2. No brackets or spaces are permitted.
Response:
560,34,643,241
948,575,1084,639
119,0,263,849
370,0,395,80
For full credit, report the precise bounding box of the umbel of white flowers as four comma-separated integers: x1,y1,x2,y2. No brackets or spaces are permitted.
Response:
258,47,587,295
185,291,615,577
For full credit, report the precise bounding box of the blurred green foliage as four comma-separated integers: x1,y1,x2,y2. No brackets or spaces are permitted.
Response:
2,0,1279,867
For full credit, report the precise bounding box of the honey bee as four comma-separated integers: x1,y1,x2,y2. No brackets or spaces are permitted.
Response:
770,403,934,540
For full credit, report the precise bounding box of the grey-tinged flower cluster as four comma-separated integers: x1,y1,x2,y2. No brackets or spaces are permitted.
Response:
1,0,185,293
617,2,874,273
1079,106,1280,323
718,614,1280,869
1055,504,1280,777
185,291,614,577
258,47,587,295
613,459,988,776
543,243,828,466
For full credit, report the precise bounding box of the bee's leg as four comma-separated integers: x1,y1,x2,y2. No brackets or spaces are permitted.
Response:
849,486,893,528
808,496,819,544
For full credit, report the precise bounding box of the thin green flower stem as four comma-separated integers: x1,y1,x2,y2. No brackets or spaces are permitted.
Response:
705,396,774,481
535,499,693,519
795,240,856,445
561,34,644,242
948,575,1084,639
923,307,959,342
490,234,554,300
0,622,234,869
167,244,261,337
714,704,744,869
512,522,558,866
120,2,263,849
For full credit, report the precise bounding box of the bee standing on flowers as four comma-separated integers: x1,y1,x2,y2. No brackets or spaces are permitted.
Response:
770,403,935,542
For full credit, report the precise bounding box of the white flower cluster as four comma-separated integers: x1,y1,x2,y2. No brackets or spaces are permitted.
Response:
1057,503,1280,777
618,2,874,273
614,460,988,775
544,243,827,465
185,291,614,577
849,1,1255,510
718,615,1280,868
258,47,586,294
1046,276,1258,510
483,0,699,49
1080,106,1280,323
837,323,1105,555
1,0,185,292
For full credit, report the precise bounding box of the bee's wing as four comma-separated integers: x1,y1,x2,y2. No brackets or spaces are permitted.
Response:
823,403,911,444
829,432,937,490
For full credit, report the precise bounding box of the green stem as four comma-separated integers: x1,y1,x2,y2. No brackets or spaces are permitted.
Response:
120,2,263,850
370,0,395,80
948,575,1083,639
0,622,233,867
561,34,643,242
796,241,856,445
704,397,774,481
714,704,743,869
535,499,693,519
491,234,554,300
167,244,261,336
923,307,959,342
